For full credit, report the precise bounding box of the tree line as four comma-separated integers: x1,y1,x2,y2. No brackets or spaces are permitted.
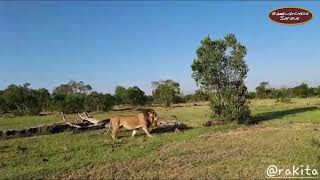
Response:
249,82,320,102
0,80,184,115
1,79,317,116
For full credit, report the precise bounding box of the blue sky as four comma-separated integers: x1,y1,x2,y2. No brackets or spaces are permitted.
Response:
0,1,319,95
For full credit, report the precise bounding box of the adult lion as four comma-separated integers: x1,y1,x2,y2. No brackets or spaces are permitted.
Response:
106,110,158,140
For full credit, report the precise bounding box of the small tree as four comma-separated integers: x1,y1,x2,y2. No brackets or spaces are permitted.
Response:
36,88,50,112
102,93,116,111
3,83,41,115
256,82,271,98
191,34,251,123
85,92,115,112
126,86,147,107
152,80,180,107
292,83,313,98
53,80,92,95
114,86,128,105
64,93,86,113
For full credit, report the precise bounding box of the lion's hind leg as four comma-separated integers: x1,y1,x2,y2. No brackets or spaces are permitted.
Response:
132,129,138,137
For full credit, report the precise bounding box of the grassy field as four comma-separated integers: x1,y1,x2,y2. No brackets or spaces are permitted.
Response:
1,98,320,179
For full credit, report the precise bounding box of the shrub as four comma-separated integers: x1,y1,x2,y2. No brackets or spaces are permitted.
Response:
191,34,251,123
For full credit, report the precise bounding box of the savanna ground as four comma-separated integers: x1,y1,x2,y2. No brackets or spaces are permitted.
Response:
1,98,320,179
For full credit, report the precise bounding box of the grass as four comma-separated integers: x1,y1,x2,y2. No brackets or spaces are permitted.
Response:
1,98,320,179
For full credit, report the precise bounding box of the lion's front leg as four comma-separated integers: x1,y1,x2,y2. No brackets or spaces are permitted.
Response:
142,126,153,138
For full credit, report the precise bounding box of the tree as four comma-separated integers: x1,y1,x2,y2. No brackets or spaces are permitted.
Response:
85,92,115,112
102,93,116,111
68,80,92,94
191,34,251,123
52,81,92,113
152,80,181,107
36,88,50,112
3,84,26,113
2,83,41,115
52,94,66,112
85,91,103,112
0,94,8,114
256,82,271,98
126,86,147,107
53,80,92,95
292,83,313,98
52,84,73,96
64,93,86,113
114,86,128,105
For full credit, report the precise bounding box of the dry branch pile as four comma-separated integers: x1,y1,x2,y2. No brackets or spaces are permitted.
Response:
0,112,109,139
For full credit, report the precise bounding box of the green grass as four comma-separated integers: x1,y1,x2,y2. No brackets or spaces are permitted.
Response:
1,98,320,179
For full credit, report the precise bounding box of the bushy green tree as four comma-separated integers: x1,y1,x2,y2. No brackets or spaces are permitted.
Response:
51,94,66,112
64,93,86,113
36,88,50,112
152,80,180,107
53,80,92,95
52,80,93,113
102,93,116,111
292,83,314,98
126,86,147,107
2,83,41,115
114,86,128,105
191,34,251,123
85,92,115,111
3,84,26,113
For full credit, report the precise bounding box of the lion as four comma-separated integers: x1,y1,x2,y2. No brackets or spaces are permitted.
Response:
106,110,158,140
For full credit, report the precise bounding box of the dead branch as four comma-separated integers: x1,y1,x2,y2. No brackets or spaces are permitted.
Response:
77,112,99,125
61,112,67,122
60,112,82,128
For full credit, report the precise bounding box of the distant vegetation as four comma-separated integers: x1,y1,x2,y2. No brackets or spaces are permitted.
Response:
0,80,183,116
1,79,320,117
253,81,320,98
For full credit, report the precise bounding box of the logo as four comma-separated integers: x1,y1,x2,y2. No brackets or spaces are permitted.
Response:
266,165,319,178
269,7,313,25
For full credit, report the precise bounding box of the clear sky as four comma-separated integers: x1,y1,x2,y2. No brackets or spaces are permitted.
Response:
0,1,319,95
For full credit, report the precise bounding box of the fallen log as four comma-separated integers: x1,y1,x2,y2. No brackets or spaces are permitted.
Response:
0,113,109,140
150,120,188,134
